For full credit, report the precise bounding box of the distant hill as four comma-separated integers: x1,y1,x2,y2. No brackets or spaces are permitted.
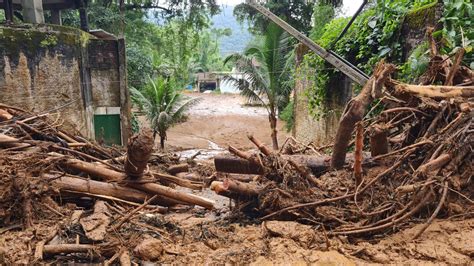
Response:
211,5,252,56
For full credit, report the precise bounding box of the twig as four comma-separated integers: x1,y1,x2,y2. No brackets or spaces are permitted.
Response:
412,181,448,240
109,195,158,232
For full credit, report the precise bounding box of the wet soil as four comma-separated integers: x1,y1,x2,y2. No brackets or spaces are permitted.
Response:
165,93,290,153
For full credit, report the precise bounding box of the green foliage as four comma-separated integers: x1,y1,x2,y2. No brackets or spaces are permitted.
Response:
224,22,293,113
303,17,349,114
301,0,453,116
280,100,294,132
131,112,140,133
127,45,154,88
224,22,293,148
234,0,319,34
399,42,430,83
130,77,199,148
62,0,229,90
438,0,473,67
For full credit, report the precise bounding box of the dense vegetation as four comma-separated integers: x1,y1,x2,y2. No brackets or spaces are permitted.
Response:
297,0,473,117
62,0,229,89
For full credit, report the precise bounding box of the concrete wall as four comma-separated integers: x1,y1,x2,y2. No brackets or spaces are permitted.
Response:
0,24,88,134
0,24,131,143
293,3,442,146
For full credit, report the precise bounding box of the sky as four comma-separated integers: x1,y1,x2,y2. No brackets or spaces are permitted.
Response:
216,0,364,17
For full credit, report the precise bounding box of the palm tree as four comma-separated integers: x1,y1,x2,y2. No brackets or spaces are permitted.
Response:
130,77,199,149
224,22,292,150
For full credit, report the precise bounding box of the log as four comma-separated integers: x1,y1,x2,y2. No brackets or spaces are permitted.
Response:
417,153,451,174
128,182,214,210
395,84,474,98
223,179,260,197
176,172,203,182
369,123,389,157
210,181,238,199
0,109,13,121
167,163,189,175
248,134,272,156
0,134,21,147
124,128,154,178
63,158,124,181
61,158,214,209
51,175,175,207
119,250,131,266
331,61,395,169
154,172,202,190
215,155,265,175
43,244,96,255
215,153,372,175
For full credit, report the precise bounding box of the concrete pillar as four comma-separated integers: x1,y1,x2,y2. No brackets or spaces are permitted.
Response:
50,9,62,25
21,0,44,24
4,0,14,23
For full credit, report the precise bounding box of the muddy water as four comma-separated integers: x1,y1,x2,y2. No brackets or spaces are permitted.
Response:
165,93,290,152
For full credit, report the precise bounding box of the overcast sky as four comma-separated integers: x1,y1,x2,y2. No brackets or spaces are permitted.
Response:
216,0,364,17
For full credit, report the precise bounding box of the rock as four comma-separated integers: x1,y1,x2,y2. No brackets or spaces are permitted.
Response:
134,237,164,261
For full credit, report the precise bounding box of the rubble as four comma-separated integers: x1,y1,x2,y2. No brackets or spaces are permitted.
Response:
211,42,473,239
0,105,214,263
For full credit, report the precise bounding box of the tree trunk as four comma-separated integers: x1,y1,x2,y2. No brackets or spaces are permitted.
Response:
124,128,154,179
160,135,165,150
269,113,278,150
331,61,395,169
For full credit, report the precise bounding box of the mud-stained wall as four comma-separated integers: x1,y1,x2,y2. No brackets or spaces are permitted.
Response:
0,25,89,134
89,39,121,107
293,3,442,146
0,25,130,142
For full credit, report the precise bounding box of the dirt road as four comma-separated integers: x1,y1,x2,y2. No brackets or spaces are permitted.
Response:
165,92,290,155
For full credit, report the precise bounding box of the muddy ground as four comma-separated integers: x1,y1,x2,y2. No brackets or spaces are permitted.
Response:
1,92,472,264
165,92,289,154
131,92,474,264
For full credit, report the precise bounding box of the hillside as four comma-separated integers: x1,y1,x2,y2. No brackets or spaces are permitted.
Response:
211,5,252,56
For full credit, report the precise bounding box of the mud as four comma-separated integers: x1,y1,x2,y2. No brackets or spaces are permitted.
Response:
163,93,290,152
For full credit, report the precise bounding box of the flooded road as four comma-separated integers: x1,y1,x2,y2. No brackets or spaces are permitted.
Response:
165,92,289,154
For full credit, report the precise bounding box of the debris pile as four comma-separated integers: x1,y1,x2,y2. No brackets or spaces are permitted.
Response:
212,47,473,238
0,105,214,264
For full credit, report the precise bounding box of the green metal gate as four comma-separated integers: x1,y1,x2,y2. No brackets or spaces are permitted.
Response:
94,114,122,146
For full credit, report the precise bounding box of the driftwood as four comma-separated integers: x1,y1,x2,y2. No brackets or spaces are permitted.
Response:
394,83,474,98
124,128,154,178
58,156,214,209
154,172,201,190
167,163,189,175
215,153,371,175
223,179,261,197
331,61,396,169
51,175,174,206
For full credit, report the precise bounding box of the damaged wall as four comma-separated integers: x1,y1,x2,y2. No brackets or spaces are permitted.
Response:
0,25,88,134
293,2,442,146
0,24,130,144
